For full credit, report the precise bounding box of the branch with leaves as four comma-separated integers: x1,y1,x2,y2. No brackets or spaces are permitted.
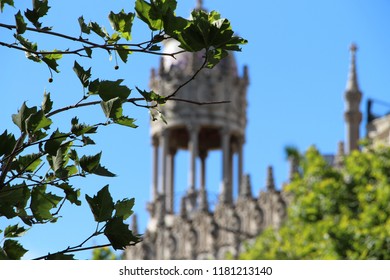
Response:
0,0,247,260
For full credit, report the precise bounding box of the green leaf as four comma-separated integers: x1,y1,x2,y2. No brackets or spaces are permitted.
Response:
82,135,95,146
98,79,131,102
31,186,62,221
4,224,28,238
0,183,30,220
73,61,91,87
14,153,42,173
57,183,81,206
0,0,14,12
46,253,75,260
84,46,92,57
116,45,131,63
108,10,134,41
2,240,27,260
89,21,109,38
71,117,97,136
135,0,162,31
80,152,102,173
101,97,123,119
15,10,27,34
85,185,114,222
24,0,50,29
0,130,16,157
93,164,116,177
206,48,228,69
44,129,69,156
136,87,165,104
80,152,116,177
25,109,52,133
42,51,62,73
78,16,91,34
114,116,138,128
115,198,135,220
12,102,37,132
14,35,38,52
41,91,53,114
33,0,50,17
104,217,138,250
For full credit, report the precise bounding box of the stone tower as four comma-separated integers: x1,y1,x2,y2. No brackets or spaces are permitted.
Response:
344,43,362,153
148,37,248,216
124,3,287,260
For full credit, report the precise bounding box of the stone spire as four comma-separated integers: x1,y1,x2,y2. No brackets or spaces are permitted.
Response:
335,141,345,168
239,174,252,198
344,43,362,154
346,44,360,92
196,0,203,10
266,166,275,191
180,196,187,219
131,214,138,236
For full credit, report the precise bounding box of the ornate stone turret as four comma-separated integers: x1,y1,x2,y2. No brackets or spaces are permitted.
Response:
344,43,362,153
149,36,248,218
125,2,288,260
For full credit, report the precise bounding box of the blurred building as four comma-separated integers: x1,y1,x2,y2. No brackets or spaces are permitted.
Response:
125,3,385,260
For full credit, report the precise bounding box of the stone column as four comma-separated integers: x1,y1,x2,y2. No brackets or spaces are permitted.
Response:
237,137,244,195
199,150,207,192
188,125,199,193
221,127,232,204
160,130,169,204
165,148,176,214
151,136,159,201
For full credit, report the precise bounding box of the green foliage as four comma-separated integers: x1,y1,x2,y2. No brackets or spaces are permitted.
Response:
92,246,118,260
240,146,390,260
0,0,246,259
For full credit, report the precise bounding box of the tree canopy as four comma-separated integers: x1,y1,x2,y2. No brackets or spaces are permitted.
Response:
240,145,390,260
0,0,247,259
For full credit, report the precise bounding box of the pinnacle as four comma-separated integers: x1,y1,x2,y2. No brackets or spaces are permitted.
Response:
346,43,360,93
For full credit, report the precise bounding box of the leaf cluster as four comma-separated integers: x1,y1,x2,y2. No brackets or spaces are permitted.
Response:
240,146,390,260
0,0,247,259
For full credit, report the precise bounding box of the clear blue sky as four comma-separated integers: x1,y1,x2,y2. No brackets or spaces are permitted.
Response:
1,0,390,259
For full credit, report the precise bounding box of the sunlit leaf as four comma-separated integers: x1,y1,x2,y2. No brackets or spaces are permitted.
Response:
108,10,134,41
42,51,62,73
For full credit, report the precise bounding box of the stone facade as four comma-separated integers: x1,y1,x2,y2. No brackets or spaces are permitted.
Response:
124,18,378,259
125,31,289,259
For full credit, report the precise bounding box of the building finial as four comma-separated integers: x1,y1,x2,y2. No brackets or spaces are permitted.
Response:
266,166,275,191
346,43,360,92
239,174,252,198
344,43,362,154
196,0,203,10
